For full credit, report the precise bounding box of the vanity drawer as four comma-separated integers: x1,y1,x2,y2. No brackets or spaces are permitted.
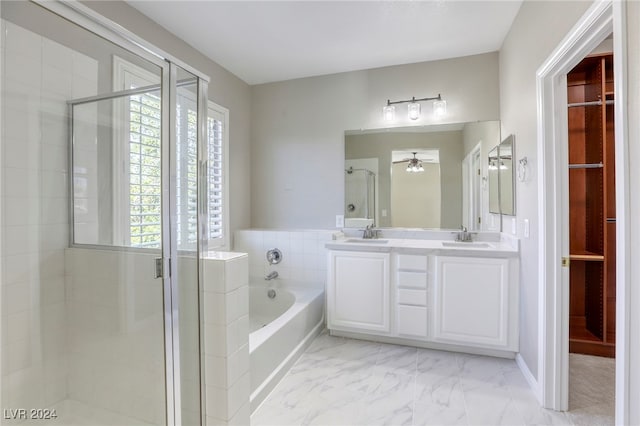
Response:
397,271,427,289
397,305,428,337
397,254,427,271
397,289,427,306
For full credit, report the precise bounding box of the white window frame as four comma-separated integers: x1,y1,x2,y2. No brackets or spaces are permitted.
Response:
206,101,230,251
113,56,229,250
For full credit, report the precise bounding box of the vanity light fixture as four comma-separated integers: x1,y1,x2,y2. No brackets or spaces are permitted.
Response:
408,102,421,120
383,94,444,122
433,99,447,118
383,104,396,121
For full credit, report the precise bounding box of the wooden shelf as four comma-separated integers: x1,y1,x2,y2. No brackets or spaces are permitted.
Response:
568,163,603,169
570,253,605,261
568,53,615,358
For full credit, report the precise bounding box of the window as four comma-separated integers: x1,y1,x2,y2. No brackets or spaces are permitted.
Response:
128,90,162,248
113,57,229,250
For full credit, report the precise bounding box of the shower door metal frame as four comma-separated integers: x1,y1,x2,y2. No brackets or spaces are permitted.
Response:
35,1,211,424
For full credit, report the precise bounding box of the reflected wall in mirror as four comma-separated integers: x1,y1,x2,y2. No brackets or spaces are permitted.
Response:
344,121,500,229
488,134,515,216
391,150,441,228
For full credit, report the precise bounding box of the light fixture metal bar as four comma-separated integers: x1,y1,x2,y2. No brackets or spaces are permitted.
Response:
386,94,442,106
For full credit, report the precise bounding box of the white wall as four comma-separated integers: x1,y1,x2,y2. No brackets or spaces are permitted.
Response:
498,0,592,379
251,52,500,229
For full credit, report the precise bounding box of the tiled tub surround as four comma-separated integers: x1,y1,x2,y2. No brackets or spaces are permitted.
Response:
233,230,333,413
233,229,342,288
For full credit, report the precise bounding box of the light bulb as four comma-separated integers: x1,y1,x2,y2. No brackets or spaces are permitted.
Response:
383,105,395,121
408,102,421,120
433,99,447,118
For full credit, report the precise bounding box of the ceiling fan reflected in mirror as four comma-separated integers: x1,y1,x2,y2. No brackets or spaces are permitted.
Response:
392,149,440,173
393,152,426,173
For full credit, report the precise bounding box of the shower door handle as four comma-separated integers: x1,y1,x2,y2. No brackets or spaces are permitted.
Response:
155,257,164,279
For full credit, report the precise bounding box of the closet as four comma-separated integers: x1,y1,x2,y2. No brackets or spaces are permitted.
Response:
567,53,615,358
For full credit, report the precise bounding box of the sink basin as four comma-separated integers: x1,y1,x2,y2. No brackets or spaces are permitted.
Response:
344,238,389,244
442,241,492,248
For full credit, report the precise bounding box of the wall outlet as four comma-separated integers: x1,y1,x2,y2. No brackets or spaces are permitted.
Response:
511,217,517,234
381,209,387,217
335,215,344,228
524,219,530,238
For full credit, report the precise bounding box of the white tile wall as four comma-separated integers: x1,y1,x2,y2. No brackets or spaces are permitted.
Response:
202,253,250,426
0,19,98,413
233,229,340,288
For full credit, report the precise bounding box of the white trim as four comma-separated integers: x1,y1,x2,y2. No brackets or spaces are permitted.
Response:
207,101,231,250
0,0,5,412
612,1,630,424
536,0,629,419
516,353,541,401
33,0,209,82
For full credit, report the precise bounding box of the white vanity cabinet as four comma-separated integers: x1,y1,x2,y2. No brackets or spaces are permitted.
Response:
327,251,390,334
326,237,519,357
433,256,517,351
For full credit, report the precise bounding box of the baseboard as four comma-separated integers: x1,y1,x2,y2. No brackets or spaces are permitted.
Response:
516,353,542,403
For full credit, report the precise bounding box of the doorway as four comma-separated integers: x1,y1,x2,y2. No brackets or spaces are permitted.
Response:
537,0,629,423
463,143,482,231
565,45,616,422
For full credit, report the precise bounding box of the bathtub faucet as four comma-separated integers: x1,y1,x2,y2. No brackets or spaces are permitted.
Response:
265,271,279,280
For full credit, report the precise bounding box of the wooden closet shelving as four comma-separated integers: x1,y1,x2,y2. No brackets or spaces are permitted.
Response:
567,53,615,358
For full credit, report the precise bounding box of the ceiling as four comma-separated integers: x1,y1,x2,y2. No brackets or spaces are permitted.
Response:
126,1,522,85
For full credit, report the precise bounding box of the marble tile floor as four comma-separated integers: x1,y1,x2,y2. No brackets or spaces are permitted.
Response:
252,332,613,426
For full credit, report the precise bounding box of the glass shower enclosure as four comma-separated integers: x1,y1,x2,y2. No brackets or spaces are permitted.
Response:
1,1,211,424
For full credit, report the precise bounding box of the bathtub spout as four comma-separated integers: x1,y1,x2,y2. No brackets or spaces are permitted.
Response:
265,271,279,280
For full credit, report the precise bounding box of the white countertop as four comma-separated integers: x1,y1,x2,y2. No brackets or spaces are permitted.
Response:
325,237,519,257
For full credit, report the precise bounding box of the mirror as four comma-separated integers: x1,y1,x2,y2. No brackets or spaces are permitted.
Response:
344,121,500,229
488,134,515,216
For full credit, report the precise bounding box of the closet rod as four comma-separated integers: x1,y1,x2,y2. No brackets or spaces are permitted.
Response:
567,100,615,108
568,163,604,169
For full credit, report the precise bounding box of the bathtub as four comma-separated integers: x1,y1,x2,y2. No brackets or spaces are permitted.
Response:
249,284,325,412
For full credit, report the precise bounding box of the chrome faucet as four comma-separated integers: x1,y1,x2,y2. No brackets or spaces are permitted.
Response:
362,224,379,239
265,271,278,280
455,226,474,242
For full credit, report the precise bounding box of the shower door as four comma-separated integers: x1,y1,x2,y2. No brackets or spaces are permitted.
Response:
1,2,206,425
68,63,206,424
